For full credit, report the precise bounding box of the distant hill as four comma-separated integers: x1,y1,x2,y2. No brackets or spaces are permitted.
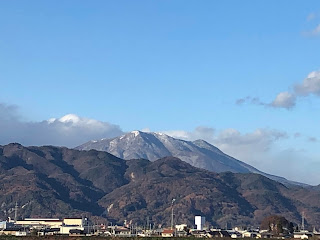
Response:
1,143,320,227
76,131,305,186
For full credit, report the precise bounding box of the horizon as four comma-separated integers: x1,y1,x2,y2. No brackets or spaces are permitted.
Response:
1,1,320,184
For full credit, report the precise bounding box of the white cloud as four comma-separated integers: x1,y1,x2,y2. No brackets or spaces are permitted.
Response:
163,127,287,167
271,92,296,109
0,104,123,147
215,128,287,148
163,126,215,143
272,70,320,108
0,103,20,121
162,126,320,184
211,128,288,166
1,102,319,184
294,71,320,96
235,96,266,106
238,70,320,110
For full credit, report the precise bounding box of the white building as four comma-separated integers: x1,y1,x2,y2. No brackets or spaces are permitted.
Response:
294,231,313,239
0,221,14,230
195,216,205,230
175,224,187,231
15,217,87,235
16,218,63,229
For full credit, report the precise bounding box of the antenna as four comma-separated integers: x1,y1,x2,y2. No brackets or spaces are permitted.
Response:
302,212,305,231
14,202,18,222
171,199,176,230
146,216,149,231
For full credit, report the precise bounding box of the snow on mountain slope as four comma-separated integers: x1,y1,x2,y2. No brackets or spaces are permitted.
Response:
76,131,307,186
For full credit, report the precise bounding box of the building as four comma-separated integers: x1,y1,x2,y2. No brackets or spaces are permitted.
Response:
0,227,29,236
176,230,188,237
63,218,85,227
231,232,242,238
16,218,63,229
242,230,258,238
190,229,207,238
161,229,175,237
257,232,275,238
15,217,87,235
175,224,188,231
294,231,313,239
208,230,230,238
38,228,61,236
107,226,132,237
0,221,14,230
195,216,205,230
69,229,86,236
60,225,85,235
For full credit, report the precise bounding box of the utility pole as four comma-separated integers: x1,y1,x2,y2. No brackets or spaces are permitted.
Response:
171,199,176,230
14,202,18,222
146,216,149,231
302,212,305,231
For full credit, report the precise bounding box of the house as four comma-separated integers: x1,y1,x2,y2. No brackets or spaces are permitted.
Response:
60,225,85,235
0,221,14,230
190,229,207,238
0,227,29,236
63,218,86,227
38,228,60,236
176,224,188,231
162,229,175,237
176,230,188,237
208,230,230,238
69,229,86,236
230,232,242,238
154,228,163,236
294,232,313,239
109,226,131,237
242,230,258,238
257,232,274,238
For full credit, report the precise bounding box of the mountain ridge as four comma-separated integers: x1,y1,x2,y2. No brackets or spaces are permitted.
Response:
76,131,307,186
1,143,320,227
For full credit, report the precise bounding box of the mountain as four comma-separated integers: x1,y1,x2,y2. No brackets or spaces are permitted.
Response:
76,131,304,186
100,157,318,227
1,143,319,228
0,143,127,220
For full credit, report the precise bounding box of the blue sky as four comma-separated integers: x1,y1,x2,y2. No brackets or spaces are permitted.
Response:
1,1,320,184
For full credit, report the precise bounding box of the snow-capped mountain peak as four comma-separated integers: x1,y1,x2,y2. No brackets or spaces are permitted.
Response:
76,131,306,186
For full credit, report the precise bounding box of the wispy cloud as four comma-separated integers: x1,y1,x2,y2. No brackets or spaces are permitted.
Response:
270,92,296,109
308,137,318,143
235,96,266,106
162,127,320,184
303,24,320,36
291,132,317,143
312,24,320,35
307,13,316,21
294,132,301,138
237,70,320,110
163,127,288,162
303,12,320,36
